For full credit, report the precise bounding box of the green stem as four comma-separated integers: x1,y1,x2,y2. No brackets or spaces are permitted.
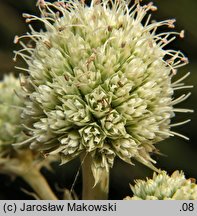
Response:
81,154,109,200
21,169,58,200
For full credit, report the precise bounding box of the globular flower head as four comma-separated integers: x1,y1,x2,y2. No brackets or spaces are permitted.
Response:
124,170,197,200
15,0,192,183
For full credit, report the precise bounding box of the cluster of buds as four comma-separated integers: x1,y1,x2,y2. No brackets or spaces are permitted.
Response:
125,170,197,200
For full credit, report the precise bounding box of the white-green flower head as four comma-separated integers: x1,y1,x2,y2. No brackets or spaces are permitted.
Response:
15,0,192,182
0,74,25,155
125,170,197,200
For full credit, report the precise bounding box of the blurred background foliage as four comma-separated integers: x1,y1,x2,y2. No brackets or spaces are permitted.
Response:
0,0,196,199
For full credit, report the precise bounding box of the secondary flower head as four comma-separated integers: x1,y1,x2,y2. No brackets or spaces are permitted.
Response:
0,75,32,175
124,170,197,200
0,74,25,155
0,74,56,178
15,0,192,182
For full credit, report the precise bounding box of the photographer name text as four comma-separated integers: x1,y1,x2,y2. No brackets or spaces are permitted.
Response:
3,202,117,213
